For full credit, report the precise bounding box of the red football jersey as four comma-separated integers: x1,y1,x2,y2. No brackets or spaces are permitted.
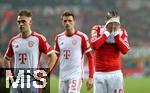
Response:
90,25,130,72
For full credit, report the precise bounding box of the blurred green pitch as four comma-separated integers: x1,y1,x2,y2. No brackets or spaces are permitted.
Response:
50,76,150,93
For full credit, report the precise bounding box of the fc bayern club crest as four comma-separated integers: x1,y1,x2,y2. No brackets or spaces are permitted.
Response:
28,41,34,47
72,39,77,45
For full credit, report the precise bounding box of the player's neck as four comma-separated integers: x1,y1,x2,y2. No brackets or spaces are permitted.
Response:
21,29,32,38
65,28,76,35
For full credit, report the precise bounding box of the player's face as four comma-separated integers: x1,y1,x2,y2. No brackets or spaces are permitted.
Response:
62,16,75,31
17,16,32,33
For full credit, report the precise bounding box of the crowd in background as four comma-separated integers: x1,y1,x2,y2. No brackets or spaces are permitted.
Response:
0,0,150,76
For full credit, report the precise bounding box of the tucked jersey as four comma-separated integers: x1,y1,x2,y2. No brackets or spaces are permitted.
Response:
90,25,130,72
54,30,92,81
5,32,53,69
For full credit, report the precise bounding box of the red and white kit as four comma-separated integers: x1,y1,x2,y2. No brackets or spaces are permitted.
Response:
55,30,94,93
5,32,54,69
91,25,129,72
90,24,130,93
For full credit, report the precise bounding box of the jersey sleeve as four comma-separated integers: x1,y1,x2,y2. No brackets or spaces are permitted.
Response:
81,34,92,53
90,25,110,50
81,33,94,78
39,35,54,55
54,36,60,55
5,39,14,58
114,28,130,54
86,51,94,78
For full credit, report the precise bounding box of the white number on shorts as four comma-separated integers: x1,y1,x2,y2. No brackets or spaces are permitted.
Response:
71,80,77,90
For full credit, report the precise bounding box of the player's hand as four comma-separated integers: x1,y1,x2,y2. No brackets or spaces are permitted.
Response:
106,23,112,32
113,23,120,31
92,25,99,31
33,70,47,80
86,77,93,91
33,71,43,80
6,70,14,83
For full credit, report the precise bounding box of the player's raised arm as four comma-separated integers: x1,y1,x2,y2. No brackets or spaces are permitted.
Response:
114,28,130,54
90,25,110,49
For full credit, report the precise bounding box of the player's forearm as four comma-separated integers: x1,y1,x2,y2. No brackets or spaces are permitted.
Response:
91,34,107,49
3,56,11,69
91,30,110,50
47,52,57,74
86,52,94,78
114,35,130,54
90,25,110,50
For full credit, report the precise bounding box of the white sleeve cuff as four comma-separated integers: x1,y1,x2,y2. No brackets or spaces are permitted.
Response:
85,48,92,53
54,50,60,54
104,31,110,37
47,50,55,55
114,30,120,36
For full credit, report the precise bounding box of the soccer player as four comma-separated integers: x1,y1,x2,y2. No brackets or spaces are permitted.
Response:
54,11,94,93
90,10,130,93
3,10,57,93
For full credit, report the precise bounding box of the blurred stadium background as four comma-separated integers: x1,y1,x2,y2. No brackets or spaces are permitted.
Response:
0,0,150,93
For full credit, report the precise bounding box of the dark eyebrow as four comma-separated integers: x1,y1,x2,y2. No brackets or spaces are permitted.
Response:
17,20,26,23
63,19,72,22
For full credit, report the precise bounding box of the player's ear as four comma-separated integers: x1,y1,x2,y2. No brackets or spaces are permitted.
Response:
29,20,32,25
28,17,32,25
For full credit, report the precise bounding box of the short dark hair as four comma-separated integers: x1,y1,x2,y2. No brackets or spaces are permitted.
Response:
106,10,119,19
18,10,32,17
61,11,75,20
